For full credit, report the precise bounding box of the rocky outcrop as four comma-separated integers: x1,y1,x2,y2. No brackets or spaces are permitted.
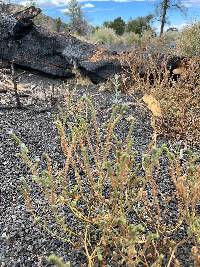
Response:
0,6,122,83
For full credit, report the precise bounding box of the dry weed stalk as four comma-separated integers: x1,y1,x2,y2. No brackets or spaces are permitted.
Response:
12,94,200,267
120,52,200,145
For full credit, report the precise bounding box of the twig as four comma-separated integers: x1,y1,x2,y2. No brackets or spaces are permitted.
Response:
11,62,22,109
166,239,187,267
13,71,26,81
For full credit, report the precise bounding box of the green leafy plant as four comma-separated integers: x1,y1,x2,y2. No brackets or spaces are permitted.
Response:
49,255,71,267
91,27,121,45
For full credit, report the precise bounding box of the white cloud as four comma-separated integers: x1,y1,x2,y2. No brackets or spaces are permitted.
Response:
82,3,95,8
171,18,199,29
61,8,69,13
15,0,148,6
60,2,95,12
112,0,131,2
18,1,28,5
170,22,189,29
17,0,68,7
12,0,200,8
113,0,147,2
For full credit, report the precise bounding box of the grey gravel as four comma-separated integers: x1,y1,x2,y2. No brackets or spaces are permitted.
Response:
0,80,196,266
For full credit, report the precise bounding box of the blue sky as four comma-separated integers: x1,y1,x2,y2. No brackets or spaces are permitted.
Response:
12,0,200,29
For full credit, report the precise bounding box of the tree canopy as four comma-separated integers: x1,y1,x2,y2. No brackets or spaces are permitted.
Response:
103,15,153,36
126,15,154,35
104,17,126,36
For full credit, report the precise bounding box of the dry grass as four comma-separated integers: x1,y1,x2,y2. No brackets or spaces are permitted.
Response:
176,23,200,57
12,92,200,267
7,27,200,265
120,52,200,145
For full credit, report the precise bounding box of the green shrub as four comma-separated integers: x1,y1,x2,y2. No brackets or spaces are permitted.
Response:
90,29,141,46
91,27,121,45
121,32,140,45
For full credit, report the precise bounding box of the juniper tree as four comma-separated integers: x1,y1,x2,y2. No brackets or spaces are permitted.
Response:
126,15,153,35
104,17,126,36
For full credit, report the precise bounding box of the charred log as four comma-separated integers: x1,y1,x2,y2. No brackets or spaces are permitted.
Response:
79,60,122,84
0,6,122,83
13,6,41,21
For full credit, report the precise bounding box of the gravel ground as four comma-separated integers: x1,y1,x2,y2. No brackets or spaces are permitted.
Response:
0,78,196,266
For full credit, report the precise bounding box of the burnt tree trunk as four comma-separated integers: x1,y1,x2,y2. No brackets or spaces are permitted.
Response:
0,6,121,83
159,0,170,37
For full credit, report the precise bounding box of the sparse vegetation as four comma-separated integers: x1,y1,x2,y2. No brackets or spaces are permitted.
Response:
1,2,200,267
91,27,121,45
0,0,11,14
121,52,200,144
11,92,200,266
176,22,200,56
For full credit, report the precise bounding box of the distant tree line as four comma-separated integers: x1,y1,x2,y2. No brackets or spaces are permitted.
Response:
103,15,154,36
0,0,186,37
64,0,186,37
